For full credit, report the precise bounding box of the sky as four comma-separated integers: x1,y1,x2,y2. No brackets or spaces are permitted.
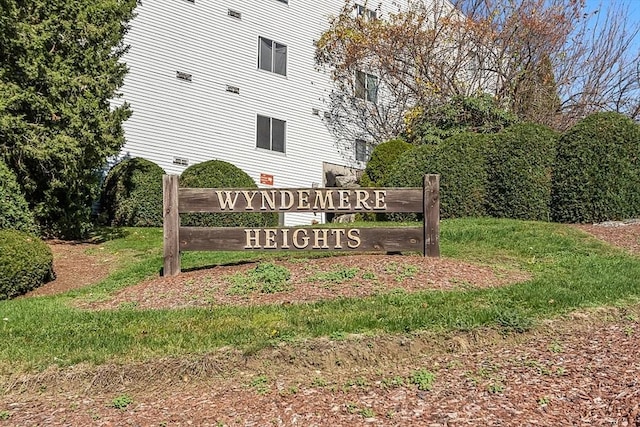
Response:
584,0,640,51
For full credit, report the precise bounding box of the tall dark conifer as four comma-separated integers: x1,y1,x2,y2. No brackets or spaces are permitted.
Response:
0,0,137,238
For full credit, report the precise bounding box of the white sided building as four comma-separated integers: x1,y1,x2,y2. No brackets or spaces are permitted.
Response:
114,0,409,225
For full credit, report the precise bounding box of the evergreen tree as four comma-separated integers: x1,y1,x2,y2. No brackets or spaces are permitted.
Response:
511,54,562,127
0,0,137,238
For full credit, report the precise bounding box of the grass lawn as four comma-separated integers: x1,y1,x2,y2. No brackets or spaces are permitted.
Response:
1,218,639,374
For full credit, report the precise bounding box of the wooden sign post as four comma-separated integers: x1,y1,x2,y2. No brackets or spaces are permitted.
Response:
163,174,439,276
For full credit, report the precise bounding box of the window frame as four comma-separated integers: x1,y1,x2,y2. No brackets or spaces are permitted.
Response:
355,70,378,103
256,114,286,153
258,36,287,76
356,4,377,21
355,139,371,162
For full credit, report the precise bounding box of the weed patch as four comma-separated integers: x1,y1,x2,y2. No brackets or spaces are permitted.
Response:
384,262,420,282
381,375,405,388
250,375,270,395
308,266,359,284
410,369,436,391
226,263,291,295
360,407,375,418
487,382,505,393
495,309,534,333
110,394,133,410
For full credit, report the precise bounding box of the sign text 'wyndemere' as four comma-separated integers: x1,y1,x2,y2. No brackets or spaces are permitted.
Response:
204,189,387,212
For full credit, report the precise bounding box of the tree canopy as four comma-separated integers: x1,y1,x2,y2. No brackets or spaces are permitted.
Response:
316,0,640,144
0,0,137,238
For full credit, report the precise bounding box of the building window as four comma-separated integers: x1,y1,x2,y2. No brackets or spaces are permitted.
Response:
356,4,377,20
257,115,286,153
355,70,378,103
258,37,287,76
355,139,371,162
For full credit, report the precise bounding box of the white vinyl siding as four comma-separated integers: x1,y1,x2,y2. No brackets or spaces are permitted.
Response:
114,0,411,225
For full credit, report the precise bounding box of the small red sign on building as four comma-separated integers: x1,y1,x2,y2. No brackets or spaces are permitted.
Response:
260,173,274,186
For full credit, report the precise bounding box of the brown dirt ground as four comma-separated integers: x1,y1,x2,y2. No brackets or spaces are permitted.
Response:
2,223,640,426
22,241,118,298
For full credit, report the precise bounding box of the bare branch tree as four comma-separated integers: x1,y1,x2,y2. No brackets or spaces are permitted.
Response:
316,0,639,146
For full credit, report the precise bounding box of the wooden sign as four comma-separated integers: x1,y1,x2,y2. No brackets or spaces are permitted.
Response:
162,175,440,276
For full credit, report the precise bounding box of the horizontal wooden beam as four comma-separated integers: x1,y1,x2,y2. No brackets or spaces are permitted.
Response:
178,187,423,213
179,226,423,253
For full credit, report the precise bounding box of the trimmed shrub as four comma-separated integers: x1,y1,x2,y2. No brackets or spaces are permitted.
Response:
435,133,489,218
360,138,413,187
179,160,278,227
99,157,166,227
385,145,438,189
385,132,489,219
485,123,558,221
551,112,640,223
0,161,37,234
384,144,436,221
0,229,54,299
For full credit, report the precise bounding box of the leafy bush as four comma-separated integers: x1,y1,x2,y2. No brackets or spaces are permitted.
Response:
385,133,489,219
99,157,165,227
551,112,640,223
360,139,413,187
0,229,54,299
179,160,278,227
485,123,558,221
404,94,518,145
0,161,37,234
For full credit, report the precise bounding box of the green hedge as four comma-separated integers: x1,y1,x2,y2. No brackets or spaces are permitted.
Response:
0,161,37,234
360,138,413,187
385,132,488,219
99,157,165,227
551,112,640,223
436,133,489,218
384,145,436,221
180,160,278,227
0,229,54,299
485,123,558,221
